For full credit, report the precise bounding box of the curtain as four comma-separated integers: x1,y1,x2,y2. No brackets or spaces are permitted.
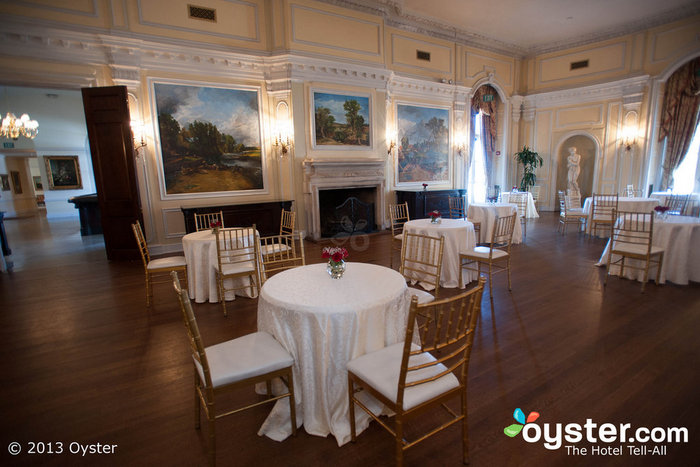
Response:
658,57,700,189
471,85,499,182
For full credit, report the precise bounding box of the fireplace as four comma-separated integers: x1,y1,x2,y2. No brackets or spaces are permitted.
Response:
303,159,386,241
319,187,376,237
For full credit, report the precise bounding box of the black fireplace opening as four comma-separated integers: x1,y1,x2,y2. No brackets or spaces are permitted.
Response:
319,187,377,237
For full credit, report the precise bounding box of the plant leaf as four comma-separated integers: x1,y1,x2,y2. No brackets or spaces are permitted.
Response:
526,412,540,423
504,424,524,437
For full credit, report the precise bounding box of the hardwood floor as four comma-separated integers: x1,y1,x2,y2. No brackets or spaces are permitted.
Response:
1,213,699,466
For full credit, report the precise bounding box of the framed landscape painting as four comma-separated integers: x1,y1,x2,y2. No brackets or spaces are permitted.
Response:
396,104,450,185
312,91,370,148
44,156,82,190
152,81,265,197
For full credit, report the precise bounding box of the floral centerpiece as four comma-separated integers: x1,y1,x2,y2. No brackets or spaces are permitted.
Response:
422,183,428,191
654,205,670,218
210,220,222,234
322,246,348,279
428,210,441,223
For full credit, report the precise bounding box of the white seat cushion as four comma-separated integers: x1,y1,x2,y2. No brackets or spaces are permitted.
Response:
147,255,187,270
260,243,292,256
462,246,509,260
407,287,435,304
394,233,403,241
197,331,293,388
613,243,664,256
347,342,459,411
216,261,256,275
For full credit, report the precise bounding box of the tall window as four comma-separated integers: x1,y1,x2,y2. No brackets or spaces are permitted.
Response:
672,117,700,193
468,110,487,203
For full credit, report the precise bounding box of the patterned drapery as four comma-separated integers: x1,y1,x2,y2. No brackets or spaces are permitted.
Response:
471,85,499,181
658,57,700,189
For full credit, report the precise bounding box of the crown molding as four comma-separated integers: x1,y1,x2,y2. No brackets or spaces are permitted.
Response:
523,75,650,110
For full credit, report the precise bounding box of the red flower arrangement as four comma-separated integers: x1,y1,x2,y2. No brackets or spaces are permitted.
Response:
428,210,441,220
422,183,428,190
322,246,349,264
209,220,222,228
654,206,670,214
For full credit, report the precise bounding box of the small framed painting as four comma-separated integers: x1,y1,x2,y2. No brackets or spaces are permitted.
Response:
33,176,43,191
395,103,450,185
10,171,22,194
0,174,9,191
44,155,83,190
312,90,371,149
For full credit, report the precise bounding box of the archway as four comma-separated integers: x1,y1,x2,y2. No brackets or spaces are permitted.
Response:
556,134,597,201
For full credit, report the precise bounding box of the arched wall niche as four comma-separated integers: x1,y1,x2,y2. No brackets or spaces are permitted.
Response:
556,134,597,202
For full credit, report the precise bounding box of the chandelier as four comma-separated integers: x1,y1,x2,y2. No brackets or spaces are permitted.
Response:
1,112,39,139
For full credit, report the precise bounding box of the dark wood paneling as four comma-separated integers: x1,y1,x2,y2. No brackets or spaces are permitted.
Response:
181,200,293,236
396,189,466,219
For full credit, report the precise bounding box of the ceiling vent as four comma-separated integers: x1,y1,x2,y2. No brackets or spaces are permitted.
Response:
570,60,589,70
188,5,217,22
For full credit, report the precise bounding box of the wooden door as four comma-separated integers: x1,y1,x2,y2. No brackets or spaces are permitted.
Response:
81,86,141,260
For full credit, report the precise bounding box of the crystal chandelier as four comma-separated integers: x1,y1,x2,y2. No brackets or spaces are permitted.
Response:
1,112,39,139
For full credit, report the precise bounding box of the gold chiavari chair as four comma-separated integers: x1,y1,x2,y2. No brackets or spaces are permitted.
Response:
258,233,305,284
565,190,584,212
214,226,261,317
604,210,664,293
132,220,187,307
259,210,297,257
458,213,516,298
510,192,528,240
528,185,541,206
194,211,224,232
448,196,481,243
590,193,619,237
171,272,296,467
347,277,486,467
558,190,588,235
625,184,636,197
399,232,445,304
665,194,690,216
389,202,410,269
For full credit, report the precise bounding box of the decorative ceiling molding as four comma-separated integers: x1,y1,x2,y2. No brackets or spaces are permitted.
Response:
523,75,650,110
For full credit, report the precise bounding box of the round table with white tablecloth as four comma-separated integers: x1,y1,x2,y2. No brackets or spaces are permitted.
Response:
404,218,477,288
256,262,411,446
181,228,258,303
500,191,540,218
466,203,523,244
596,215,700,285
582,196,660,236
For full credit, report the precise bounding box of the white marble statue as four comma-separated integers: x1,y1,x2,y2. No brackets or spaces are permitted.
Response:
567,147,581,199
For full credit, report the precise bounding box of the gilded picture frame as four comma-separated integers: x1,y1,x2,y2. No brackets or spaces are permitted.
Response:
44,156,82,190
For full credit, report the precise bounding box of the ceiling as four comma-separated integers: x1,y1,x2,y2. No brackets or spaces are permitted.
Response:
330,0,700,56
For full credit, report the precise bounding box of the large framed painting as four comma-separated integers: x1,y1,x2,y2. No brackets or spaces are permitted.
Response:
396,104,450,185
44,156,82,190
312,90,370,149
151,81,266,198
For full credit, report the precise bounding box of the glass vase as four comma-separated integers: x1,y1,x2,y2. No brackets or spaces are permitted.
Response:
327,260,346,279
430,217,441,224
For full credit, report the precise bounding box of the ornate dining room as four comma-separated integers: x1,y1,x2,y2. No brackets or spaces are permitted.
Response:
1,1,699,466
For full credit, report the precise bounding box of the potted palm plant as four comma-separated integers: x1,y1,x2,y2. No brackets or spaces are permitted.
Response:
514,145,543,192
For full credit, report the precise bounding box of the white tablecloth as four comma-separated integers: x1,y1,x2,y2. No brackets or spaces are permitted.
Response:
404,218,477,288
257,262,411,446
466,203,523,244
596,215,700,285
500,192,540,218
582,197,660,235
181,229,257,303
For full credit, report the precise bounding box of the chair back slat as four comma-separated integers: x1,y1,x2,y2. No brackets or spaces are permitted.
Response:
172,272,213,391
611,210,654,255
389,202,410,236
397,278,485,406
259,233,305,282
131,221,150,267
492,213,517,247
194,211,224,232
280,210,296,235
509,192,528,218
592,193,619,219
400,232,444,297
665,194,690,215
448,196,466,219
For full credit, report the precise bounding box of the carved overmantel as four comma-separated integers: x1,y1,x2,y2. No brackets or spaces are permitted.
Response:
302,158,386,240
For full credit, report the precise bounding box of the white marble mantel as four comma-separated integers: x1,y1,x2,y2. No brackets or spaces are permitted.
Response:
302,158,387,241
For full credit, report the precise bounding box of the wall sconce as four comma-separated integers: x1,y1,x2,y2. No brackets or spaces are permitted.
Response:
387,129,397,157
131,119,147,152
274,132,292,156
274,102,293,158
454,133,467,157
620,125,638,151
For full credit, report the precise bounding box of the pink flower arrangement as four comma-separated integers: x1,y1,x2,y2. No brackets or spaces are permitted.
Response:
428,210,441,220
322,246,348,264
